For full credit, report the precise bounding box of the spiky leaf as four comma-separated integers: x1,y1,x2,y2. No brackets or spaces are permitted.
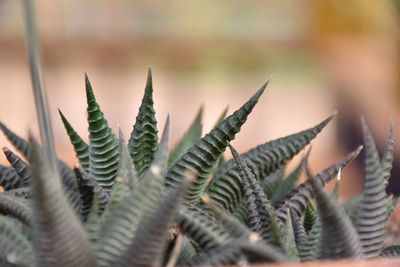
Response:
207,113,335,211
166,83,267,204
30,141,98,267
59,109,89,172
85,74,119,191
128,68,158,176
355,119,388,258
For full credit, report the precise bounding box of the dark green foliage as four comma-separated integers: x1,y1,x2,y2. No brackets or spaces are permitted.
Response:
3,148,31,187
30,142,98,267
311,176,363,260
0,66,398,267
85,74,119,191
303,203,318,234
381,245,400,257
128,68,159,176
0,165,22,190
355,119,388,258
275,146,362,220
206,113,335,212
165,83,267,204
59,109,90,172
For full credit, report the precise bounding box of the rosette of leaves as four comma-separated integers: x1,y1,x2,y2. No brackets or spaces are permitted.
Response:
0,67,399,266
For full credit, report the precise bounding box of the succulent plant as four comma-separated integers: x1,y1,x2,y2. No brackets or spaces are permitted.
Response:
0,2,398,266
0,67,398,267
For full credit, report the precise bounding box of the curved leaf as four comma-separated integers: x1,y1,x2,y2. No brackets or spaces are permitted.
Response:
207,113,335,211
355,119,388,258
0,122,77,190
85,74,119,191
311,176,363,260
166,82,267,204
0,194,31,226
177,207,233,250
30,142,98,267
117,173,191,267
298,218,321,261
128,68,158,176
229,144,279,243
275,146,362,221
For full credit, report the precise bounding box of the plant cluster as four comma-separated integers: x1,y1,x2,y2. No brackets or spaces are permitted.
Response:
0,69,398,267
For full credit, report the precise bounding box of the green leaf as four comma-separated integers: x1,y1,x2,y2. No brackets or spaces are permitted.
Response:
281,210,299,260
261,167,285,199
0,122,30,157
169,106,203,166
381,245,400,257
128,68,159,176
291,211,306,249
228,144,279,243
3,147,31,187
355,118,388,258
29,141,98,267
74,167,109,221
0,122,77,190
85,74,119,191
298,218,321,261
0,165,21,190
271,153,307,205
94,124,169,266
311,176,363,260
166,82,267,204
59,109,89,172
116,173,191,267
275,146,362,221
0,194,32,226
207,113,335,211
303,203,317,234
177,207,233,250
176,236,196,265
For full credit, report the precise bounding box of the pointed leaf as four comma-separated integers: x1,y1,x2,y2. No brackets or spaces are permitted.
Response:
85,74,119,191
117,174,192,267
30,142,98,267
207,113,335,211
276,146,362,220
166,83,267,204
311,176,363,260
355,119,388,258
59,109,89,172
3,147,31,187
128,68,158,176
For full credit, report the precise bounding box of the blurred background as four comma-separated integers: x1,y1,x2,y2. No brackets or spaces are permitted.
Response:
0,0,399,200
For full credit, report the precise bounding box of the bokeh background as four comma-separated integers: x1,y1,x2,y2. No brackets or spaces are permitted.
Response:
0,0,400,200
